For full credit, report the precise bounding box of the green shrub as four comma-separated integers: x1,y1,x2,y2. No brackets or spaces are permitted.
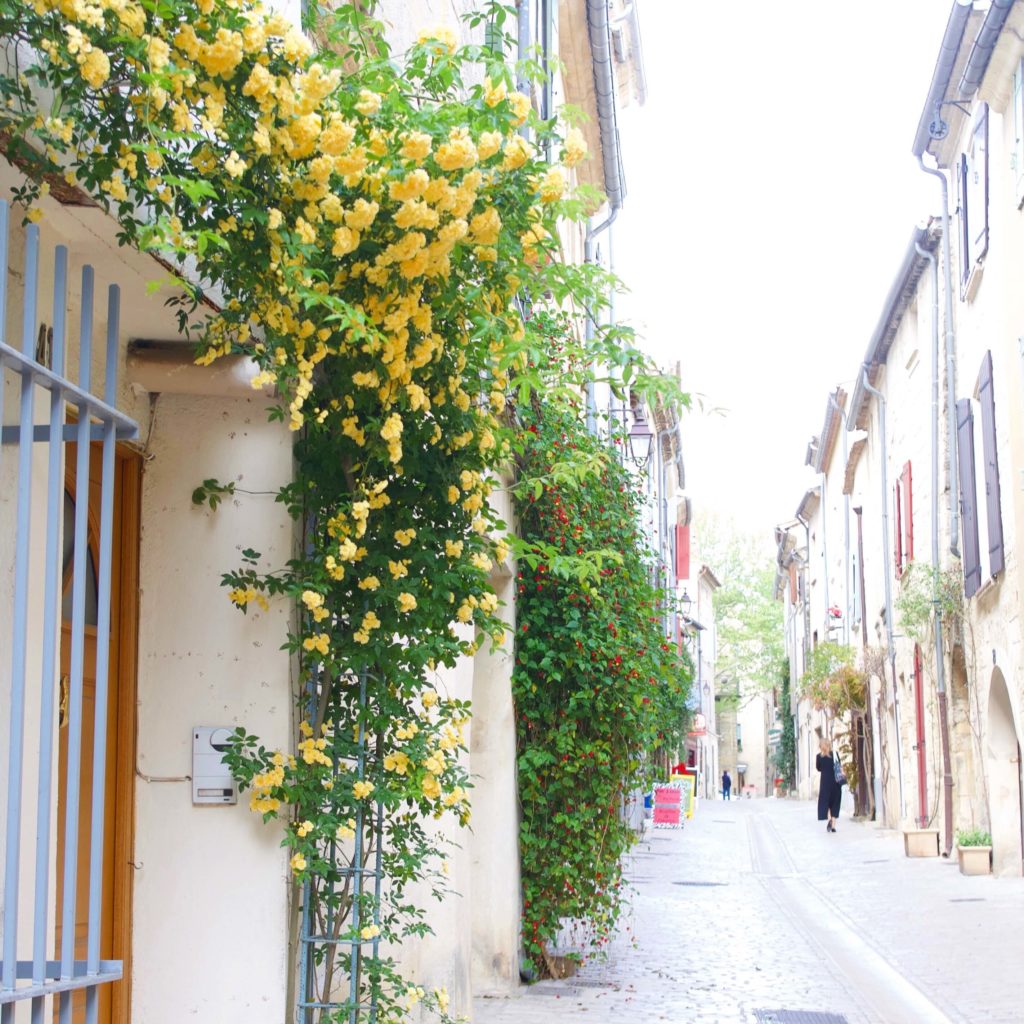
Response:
956,827,992,847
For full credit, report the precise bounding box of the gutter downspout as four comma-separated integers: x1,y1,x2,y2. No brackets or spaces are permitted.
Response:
862,370,907,823
827,393,852,645
917,159,960,558
820,471,831,636
584,0,624,430
516,0,531,97
916,240,955,856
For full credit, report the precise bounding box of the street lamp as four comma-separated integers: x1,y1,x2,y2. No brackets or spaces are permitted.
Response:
627,406,655,470
680,588,692,619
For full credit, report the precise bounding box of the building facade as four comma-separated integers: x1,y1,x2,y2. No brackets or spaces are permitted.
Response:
0,2,656,1022
779,0,1024,876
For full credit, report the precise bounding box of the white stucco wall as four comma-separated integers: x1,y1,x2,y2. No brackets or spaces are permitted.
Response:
132,393,294,1022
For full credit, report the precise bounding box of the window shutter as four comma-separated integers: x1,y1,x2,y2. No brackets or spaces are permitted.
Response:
972,105,990,266
956,398,982,597
902,461,914,565
1015,60,1024,206
789,562,797,604
675,523,690,580
958,153,971,286
894,480,903,579
977,350,1004,576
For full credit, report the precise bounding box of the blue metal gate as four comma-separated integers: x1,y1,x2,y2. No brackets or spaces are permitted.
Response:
0,201,137,1023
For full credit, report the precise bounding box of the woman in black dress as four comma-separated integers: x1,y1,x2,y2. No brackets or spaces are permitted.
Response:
816,737,842,832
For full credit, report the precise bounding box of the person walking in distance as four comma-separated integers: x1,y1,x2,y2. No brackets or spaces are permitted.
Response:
816,737,842,832
722,769,732,801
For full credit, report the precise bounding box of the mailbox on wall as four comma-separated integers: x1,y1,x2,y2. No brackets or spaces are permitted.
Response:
192,726,238,805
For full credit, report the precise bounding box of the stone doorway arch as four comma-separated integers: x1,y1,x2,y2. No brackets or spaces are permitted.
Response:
985,667,1024,876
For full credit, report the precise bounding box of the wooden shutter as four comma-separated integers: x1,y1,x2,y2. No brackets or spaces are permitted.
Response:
956,398,982,597
1015,60,1024,206
977,351,1004,576
902,461,914,566
894,479,903,579
971,106,990,267
789,562,797,604
958,153,971,286
675,523,690,580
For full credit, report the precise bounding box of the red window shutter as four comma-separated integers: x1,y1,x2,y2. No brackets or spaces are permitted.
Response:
675,523,690,580
902,461,914,565
789,562,797,604
894,480,903,579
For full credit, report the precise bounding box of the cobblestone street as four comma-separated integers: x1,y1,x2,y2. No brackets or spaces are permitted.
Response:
474,797,1024,1024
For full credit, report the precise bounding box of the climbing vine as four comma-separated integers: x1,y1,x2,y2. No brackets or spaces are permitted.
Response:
512,316,691,976
0,0,678,1019
895,560,964,645
776,657,796,789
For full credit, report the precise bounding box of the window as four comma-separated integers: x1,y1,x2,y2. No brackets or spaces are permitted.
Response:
957,104,989,293
957,350,1004,597
675,523,690,580
894,461,913,579
1013,59,1024,208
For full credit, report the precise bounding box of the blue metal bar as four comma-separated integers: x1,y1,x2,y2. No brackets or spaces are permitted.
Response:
0,202,7,477
2,423,108,444
85,284,120,1024
0,203,8,338
348,666,368,1024
30,245,68,1024
2,223,40,1013
0,961,121,1003
58,265,94,1024
368,794,384,1023
0,340,137,440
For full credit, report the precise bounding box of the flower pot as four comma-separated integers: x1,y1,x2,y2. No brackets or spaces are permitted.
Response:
903,828,939,857
957,845,992,876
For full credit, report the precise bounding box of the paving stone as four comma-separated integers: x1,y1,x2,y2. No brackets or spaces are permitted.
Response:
474,797,1024,1023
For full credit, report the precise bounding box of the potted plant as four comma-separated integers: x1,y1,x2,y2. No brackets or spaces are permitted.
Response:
956,828,993,876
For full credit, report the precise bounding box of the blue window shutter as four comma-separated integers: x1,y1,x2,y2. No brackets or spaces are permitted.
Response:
957,398,982,597
977,350,1004,577
958,153,971,287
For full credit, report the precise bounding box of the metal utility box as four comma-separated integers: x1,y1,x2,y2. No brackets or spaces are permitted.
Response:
192,726,238,805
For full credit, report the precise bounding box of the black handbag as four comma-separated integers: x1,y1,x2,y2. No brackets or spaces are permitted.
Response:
833,753,848,787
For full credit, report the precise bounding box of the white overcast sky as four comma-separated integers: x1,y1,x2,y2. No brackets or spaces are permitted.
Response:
614,1,953,547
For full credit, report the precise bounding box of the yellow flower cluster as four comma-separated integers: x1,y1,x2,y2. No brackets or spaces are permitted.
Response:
353,780,374,799
353,609,381,644
229,586,269,612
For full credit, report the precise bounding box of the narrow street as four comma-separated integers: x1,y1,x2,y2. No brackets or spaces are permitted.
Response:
475,798,1024,1024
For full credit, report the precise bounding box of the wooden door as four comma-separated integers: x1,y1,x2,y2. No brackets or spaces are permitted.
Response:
54,443,139,1024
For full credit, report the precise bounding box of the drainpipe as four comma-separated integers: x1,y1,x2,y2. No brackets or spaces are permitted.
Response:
862,370,907,822
516,0,531,96
826,393,851,645
820,471,831,636
917,240,955,855
917,158,960,558
584,0,625,430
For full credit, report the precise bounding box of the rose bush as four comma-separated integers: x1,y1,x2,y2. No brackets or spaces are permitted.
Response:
511,315,691,976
